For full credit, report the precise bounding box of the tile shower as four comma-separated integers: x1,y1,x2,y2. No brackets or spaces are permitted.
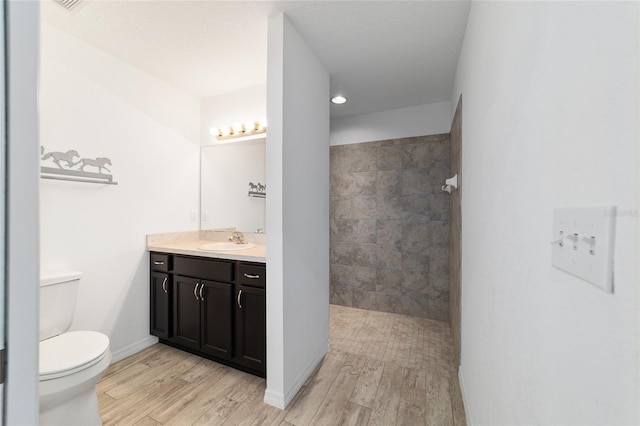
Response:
330,134,450,321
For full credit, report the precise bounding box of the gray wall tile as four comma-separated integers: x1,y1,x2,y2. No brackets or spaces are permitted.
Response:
354,220,378,243
402,169,431,195
377,195,403,220
330,134,450,320
376,268,402,296
331,241,355,265
403,142,430,169
330,263,353,289
353,266,377,291
331,218,378,244
402,222,430,254
376,244,402,270
377,145,404,170
331,171,377,196
377,170,403,196
353,289,377,310
330,285,352,306
351,196,378,219
402,195,430,224
330,218,358,243
353,242,378,268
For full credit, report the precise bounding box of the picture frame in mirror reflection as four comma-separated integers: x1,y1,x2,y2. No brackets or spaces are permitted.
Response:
200,137,266,233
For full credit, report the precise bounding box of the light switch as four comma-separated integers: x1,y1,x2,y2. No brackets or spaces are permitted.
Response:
551,206,615,293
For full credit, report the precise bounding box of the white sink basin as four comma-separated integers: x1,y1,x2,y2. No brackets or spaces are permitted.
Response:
198,242,256,252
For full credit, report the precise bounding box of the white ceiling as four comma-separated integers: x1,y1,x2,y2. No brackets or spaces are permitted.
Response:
41,0,470,118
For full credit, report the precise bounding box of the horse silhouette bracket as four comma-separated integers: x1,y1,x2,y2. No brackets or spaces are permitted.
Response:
248,182,266,198
40,147,118,185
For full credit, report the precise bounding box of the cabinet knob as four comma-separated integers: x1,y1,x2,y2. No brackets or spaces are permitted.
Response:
237,289,243,309
154,260,165,265
162,276,168,294
199,283,205,301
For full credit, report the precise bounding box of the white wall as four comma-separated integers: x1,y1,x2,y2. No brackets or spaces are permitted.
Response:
452,2,639,425
40,23,201,361
265,13,330,408
330,101,450,146
200,83,266,146
6,1,41,423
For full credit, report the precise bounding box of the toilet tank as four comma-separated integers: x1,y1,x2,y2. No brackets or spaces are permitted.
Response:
40,270,81,341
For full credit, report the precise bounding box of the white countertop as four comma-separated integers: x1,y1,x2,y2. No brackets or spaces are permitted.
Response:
147,239,266,263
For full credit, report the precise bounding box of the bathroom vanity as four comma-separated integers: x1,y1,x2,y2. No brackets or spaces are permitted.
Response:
148,235,266,378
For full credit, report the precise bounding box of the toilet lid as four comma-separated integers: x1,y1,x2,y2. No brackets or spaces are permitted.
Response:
40,331,110,378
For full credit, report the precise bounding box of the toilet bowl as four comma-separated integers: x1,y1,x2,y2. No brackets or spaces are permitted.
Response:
39,271,111,425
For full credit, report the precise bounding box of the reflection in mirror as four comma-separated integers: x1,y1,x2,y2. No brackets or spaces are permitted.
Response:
200,137,266,233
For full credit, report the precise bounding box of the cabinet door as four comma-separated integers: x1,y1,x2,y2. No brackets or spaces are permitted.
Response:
150,272,171,339
171,275,201,351
235,284,266,374
200,280,233,359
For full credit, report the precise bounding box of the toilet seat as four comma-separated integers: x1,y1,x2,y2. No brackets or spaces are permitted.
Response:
40,331,110,381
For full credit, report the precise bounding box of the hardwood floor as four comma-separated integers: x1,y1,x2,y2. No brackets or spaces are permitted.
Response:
98,305,466,425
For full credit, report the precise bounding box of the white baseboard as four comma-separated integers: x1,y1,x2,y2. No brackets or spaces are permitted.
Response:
263,338,329,409
110,335,158,363
263,388,286,409
458,365,473,426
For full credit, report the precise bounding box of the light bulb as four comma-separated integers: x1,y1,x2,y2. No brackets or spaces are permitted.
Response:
209,127,219,136
331,95,347,105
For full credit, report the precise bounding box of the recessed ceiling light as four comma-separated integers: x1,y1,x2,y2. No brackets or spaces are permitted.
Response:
331,95,347,105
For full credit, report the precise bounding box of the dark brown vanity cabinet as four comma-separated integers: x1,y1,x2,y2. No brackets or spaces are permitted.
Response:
149,252,266,377
150,254,171,339
172,275,233,359
235,263,266,373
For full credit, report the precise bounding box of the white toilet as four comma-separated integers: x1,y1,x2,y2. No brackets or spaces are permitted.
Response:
39,270,111,426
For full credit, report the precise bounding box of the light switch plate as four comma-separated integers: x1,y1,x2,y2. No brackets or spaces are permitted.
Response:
551,206,615,293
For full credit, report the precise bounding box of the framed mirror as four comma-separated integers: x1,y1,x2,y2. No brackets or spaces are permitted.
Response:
200,137,266,232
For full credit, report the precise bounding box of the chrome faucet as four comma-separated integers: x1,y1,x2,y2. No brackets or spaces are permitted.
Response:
229,231,246,244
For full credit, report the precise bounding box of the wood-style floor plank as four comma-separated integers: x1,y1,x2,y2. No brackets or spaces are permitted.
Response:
450,376,467,426
191,397,240,425
101,344,163,381
106,349,199,400
425,372,454,426
245,384,306,426
397,385,427,426
133,415,163,426
349,357,385,408
339,402,371,426
148,373,223,424
283,349,348,425
163,367,249,425
98,305,466,426
368,361,405,425
310,353,367,425
104,374,189,425
219,374,268,425
97,362,149,395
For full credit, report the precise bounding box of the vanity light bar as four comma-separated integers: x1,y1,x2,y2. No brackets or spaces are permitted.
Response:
210,121,267,140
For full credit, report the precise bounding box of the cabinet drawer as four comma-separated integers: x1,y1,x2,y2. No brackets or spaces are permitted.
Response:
151,253,171,272
174,256,234,283
238,263,266,288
